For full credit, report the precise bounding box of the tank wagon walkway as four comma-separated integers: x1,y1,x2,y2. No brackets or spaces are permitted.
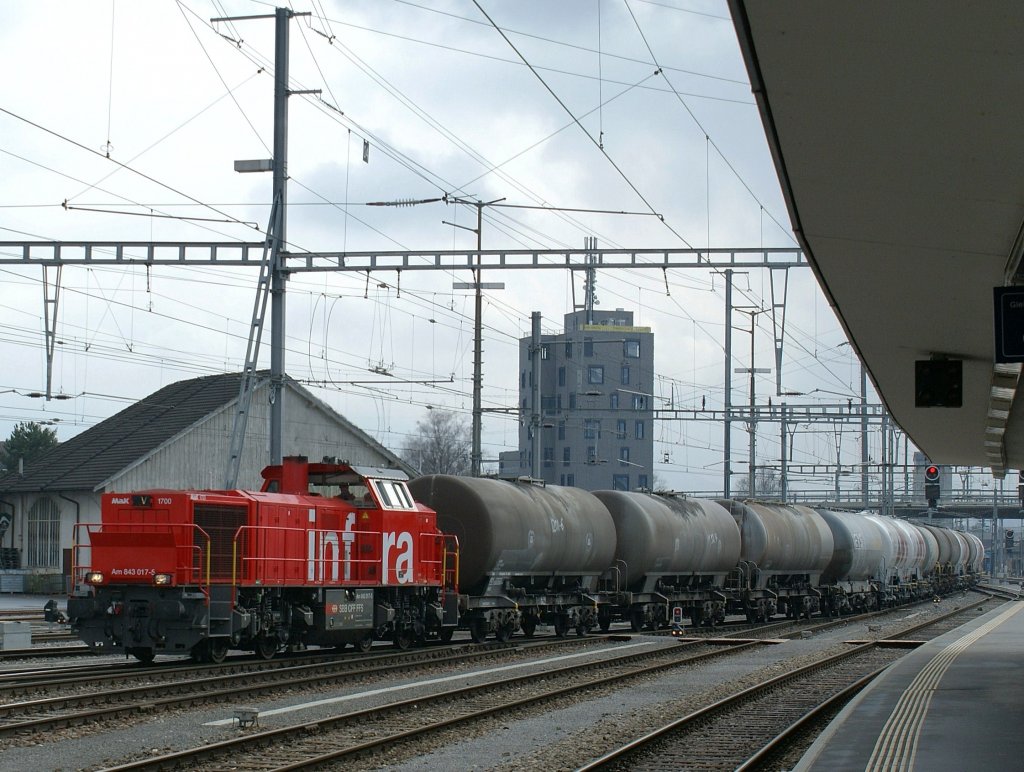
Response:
795,599,1024,771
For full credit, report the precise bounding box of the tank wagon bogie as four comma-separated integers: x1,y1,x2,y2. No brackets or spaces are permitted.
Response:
68,458,459,663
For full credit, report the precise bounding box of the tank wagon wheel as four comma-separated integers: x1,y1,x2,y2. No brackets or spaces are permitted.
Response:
255,636,278,660
575,623,589,637
629,610,643,632
469,618,488,643
355,632,374,652
553,616,569,638
393,628,415,650
520,617,537,638
128,647,155,665
494,623,514,643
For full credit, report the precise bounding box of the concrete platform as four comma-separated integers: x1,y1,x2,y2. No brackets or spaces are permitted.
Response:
796,601,1024,771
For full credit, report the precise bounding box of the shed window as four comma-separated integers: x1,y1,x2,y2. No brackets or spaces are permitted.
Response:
27,497,60,568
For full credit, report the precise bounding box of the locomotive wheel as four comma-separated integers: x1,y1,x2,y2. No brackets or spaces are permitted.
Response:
393,628,414,650
521,617,537,638
128,647,155,664
438,627,455,643
598,614,611,633
553,616,569,638
255,636,278,660
469,618,487,643
208,639,229,664
355,632,374,652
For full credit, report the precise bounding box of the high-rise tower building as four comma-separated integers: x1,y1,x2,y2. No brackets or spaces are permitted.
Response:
499,308,654,490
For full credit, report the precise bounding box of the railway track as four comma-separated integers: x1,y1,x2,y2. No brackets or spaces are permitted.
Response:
90,598,989,771
577,597,993,771
101,635,756,771
0,634,614,739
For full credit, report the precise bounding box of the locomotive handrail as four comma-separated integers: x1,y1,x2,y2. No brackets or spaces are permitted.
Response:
229,524,449,586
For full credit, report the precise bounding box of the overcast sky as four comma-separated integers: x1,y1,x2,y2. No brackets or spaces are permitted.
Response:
0,0,880,491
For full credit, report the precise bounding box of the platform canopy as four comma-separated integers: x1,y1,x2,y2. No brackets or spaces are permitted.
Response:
729,1,1024,476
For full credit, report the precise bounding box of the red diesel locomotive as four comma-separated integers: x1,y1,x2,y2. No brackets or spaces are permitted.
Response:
67,457,460,663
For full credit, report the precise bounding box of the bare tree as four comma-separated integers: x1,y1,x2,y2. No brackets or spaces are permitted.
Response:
402,409,471,477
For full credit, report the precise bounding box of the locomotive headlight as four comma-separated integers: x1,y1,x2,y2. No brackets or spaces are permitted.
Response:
153,573,173,586
85,571,105,585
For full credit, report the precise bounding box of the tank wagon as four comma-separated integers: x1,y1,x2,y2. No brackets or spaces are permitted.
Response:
68,458,459,662
407,474,616,640
717,500,834,621
817,509,889,614
593,491,741,629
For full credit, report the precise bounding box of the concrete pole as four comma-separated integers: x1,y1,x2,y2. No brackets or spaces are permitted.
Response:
860,363,868,508
471,204,483,477
530,312,542,478
269,6,290,465
748,325,756,497
723,269,733,498
780,404,788,502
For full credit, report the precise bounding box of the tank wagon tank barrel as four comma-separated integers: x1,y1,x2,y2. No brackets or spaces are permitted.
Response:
407,475,616,640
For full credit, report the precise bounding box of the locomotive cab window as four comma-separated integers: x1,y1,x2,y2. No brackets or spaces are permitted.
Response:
370,479,416,510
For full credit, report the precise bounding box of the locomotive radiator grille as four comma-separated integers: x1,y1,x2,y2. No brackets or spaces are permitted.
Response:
193,504,247,580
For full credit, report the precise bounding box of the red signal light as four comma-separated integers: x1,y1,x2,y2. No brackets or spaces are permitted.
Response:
925,465,940,482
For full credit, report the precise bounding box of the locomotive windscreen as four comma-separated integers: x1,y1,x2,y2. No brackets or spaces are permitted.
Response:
193,503,247,579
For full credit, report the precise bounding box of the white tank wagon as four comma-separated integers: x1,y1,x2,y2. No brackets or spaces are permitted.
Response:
861,515,935,603
717,500,835,621
407,475,616,640
962,531,985,574
592,491,741,629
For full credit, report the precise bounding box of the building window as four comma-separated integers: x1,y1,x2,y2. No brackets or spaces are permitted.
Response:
609,393,619,409
569,392,577,410
588,365,604,384
625,339,640,358
620,447,630,465
557,421,566,440
541,343,550,360
27,497,60,568
542,394,556,412
638,474,649,489
543,447,554,468
584,337,594,357
632,394,646,410
584,419,601,439
587,445,598,464
565,341,573,358
612,474,629,491
616,419,627,439
635,420,645,439
563,446,571,466
621,365,630,385
520,370,526,389
558,366,566,387
566,473,575,486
